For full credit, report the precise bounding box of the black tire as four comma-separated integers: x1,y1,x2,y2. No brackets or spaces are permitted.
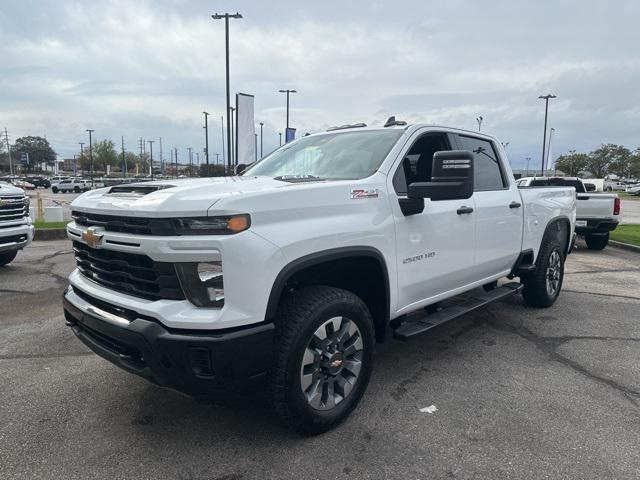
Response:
0,251,18,267
74,186,80,193
585,232,609,250
52,187,58,193
270,286,375,435
521,236,565,308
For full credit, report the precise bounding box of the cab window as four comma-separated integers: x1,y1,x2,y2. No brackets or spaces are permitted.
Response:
457,135,506,191
393,133,451,196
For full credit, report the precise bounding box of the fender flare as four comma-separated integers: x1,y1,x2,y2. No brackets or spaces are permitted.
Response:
541,215,572,257
264,246,390,322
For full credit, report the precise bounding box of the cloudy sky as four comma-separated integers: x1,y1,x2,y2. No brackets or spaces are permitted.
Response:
1,0,639,168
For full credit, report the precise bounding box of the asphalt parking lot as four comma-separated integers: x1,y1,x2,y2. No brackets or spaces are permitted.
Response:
0,240,638,479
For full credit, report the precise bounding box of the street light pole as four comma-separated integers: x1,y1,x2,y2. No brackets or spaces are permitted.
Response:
279,89,297,133
476,116,483,132
187,147,193,177
78,142,85,177
538,94,557,175
229,106,235,168
147,140,154,179
86,129,94,186
203,111,210,176
211,12,243,174
259,122,264,158
525,157,531,176
279,132,282,147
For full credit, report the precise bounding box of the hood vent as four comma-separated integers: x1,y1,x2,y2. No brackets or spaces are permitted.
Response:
107,184,176,196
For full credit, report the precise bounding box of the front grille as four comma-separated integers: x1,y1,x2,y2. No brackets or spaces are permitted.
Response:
0,196,28,222
72,211,175,236
73,241,185,301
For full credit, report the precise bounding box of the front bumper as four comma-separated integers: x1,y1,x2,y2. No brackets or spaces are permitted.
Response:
575,218,619,235
0,222,34,253
63,286,274,398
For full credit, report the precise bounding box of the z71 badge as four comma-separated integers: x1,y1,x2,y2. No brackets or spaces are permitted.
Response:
350,188,378,199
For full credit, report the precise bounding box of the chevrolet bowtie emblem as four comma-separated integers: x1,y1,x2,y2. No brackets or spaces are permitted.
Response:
330,359,343,369
0,198,6,207
82,228,104,248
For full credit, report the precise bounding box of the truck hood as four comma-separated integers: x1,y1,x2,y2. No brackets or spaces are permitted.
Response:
70,176,294,217
0,182,25,196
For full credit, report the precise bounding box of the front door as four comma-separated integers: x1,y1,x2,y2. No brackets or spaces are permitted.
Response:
389,130,476,314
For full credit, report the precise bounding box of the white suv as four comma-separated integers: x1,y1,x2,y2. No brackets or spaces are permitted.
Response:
52,178,91,194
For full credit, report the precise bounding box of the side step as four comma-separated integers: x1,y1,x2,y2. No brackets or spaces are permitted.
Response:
392,282,524,341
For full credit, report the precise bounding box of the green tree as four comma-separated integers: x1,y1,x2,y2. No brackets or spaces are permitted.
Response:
602,144,633,177
585,144,618,178
124,152,139,174
14,136,56,172
92,139,119,174
554,151,589,176
630,149,640,179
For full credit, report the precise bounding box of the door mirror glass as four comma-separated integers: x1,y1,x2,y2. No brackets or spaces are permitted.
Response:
408,150,474,201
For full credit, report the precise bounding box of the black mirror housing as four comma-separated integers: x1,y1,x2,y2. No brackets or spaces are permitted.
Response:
408,150,474,201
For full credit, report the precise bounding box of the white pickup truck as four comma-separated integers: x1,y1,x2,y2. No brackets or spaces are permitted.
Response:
63,123,576,434
0,182,34,266
517,177,619,250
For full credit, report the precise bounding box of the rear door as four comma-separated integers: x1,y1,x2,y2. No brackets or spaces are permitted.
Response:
455,134,523,281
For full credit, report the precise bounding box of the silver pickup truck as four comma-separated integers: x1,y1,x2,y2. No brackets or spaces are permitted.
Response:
517,177,619,250
0,182,34,266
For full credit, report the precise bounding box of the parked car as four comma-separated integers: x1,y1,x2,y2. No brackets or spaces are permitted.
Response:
24,176,51,188
52,178,92,193
10,179,35,190
64,123,576,434
626,184,640,196
0,182,34,266
518,176,619,250
50,175,70,184
604,181,627,192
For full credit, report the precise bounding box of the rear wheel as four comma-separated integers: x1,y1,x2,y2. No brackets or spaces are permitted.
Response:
0,251,18,267
270,286,374,435
522,236,564,308
52,187,58,193
585,232,609,250
74,186,80,193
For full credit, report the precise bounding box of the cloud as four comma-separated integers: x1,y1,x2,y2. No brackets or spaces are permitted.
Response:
1,0,639,165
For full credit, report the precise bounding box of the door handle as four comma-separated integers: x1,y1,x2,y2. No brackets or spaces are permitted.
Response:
456,206,474,215
509,201,522,209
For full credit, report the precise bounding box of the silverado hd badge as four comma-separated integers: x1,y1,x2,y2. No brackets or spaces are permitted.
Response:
350,188,378,199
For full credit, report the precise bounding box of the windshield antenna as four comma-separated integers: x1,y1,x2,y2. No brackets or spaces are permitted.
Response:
384,116,407,127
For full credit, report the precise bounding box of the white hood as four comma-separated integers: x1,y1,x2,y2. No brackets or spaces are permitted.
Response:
70,176,294,217
0,182,25,196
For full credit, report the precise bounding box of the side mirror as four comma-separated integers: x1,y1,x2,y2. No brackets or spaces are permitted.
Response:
408,150,474,201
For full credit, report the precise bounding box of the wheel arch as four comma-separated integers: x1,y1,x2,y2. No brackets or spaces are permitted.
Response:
540,216,572,260
265,247,390,342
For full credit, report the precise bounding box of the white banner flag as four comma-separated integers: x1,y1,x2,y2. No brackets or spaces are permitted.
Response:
236,93,255,166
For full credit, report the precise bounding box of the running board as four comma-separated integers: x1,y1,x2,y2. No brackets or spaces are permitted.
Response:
392,282,524,341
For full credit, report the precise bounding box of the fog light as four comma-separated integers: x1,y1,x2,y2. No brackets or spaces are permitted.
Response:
175,259,224,308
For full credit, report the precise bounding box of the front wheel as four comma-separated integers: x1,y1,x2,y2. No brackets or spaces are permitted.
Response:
270,286,375,435
52,187,58,193
585,232,609,250
522,236,565,308
0,251,18,267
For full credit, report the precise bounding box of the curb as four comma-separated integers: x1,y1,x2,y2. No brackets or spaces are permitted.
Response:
609,240,640,253
34,228,68,241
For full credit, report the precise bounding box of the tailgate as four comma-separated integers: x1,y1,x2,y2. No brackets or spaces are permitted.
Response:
576,193,616,219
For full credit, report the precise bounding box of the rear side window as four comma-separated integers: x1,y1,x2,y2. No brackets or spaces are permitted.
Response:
458,136,506,191
530,178,586,193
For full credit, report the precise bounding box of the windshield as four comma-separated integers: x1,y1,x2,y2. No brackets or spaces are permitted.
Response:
244,129,403,180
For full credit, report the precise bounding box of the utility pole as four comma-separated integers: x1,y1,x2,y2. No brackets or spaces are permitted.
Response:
196,151,200,175
139,137,144,175
220,115,225,167
159,137,163,177
211,12,243,173
279,89,297,134
476,116,483,132
148,140,154,179
121,136,126,177
215,153,220,166
538,94,557,175
174,147,178,178
187,147,193,177
259,122,264,158
3,128,12,176
229,106,235,168
203,111,210,176
525,157,531,176
254,133,258,162
78,142,85,177
86,129,95,186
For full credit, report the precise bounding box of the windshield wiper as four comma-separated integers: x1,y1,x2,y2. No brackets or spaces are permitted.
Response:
274,175,324,183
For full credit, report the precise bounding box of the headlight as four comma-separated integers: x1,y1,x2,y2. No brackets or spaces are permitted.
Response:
175,260,224,308
24,197,30,216
174,214,250,235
